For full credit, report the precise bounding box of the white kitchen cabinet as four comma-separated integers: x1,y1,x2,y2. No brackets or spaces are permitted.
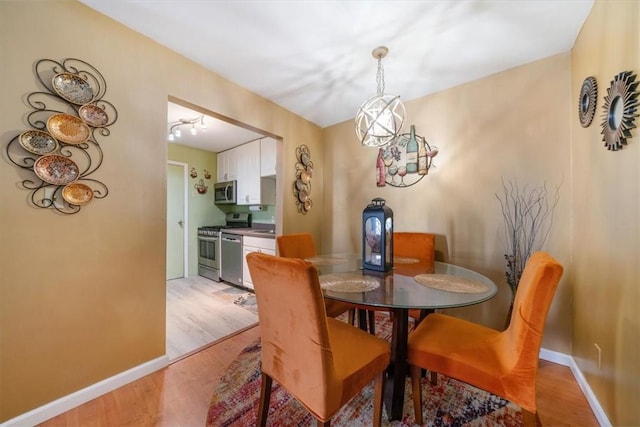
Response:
217,149,238,182
242,236,276,289
218,138,276,204
236,140,261,205
260,137,276,177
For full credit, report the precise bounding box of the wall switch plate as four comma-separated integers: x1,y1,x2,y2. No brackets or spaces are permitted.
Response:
594,343,602,369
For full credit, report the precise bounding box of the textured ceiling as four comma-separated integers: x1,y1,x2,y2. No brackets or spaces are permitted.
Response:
80,0,593,150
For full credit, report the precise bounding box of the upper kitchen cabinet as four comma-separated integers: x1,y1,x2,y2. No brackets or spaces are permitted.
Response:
260,137,276,177
217,148,238,182
219,138,276,205
236,140,261,204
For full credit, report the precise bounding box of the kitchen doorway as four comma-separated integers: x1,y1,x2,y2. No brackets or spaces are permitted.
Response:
165,96,283,360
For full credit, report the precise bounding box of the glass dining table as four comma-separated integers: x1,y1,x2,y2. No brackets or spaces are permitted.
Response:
306,254,498,421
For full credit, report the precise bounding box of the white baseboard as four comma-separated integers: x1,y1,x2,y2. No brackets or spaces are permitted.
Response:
0,355,170,427
539,347,612,427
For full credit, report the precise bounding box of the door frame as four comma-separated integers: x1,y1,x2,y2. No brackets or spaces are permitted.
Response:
167,160,189,278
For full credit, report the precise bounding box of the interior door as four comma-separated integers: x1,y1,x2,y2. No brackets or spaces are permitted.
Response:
167,162,186,280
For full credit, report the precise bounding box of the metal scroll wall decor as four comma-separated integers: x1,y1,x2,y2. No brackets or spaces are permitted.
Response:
600,70,639,151
293,145,313,214
6,58,117,214
375,125,438,188
578,76,598,128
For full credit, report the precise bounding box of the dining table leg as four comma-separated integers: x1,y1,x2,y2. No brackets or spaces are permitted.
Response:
386,307,409,421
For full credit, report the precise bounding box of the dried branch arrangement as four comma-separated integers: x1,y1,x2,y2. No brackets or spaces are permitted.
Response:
496,178,560,299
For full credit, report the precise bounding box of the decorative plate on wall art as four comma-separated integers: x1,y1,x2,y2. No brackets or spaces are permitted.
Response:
52,72,95,105
79,103,109,127
62,182,94,206
578,76,597,128
47,113,91,145
19,130,58,155
33,154,80,185
600,71,639,151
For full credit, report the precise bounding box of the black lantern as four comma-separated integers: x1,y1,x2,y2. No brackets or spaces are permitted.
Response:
362,198,393,272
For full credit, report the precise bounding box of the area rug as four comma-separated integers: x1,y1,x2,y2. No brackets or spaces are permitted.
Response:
207,313,522,426
233,292,258,316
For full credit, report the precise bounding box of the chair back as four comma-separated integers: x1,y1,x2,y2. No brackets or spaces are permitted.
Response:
246,252,340,412
393,232,435,263
276,233,317,259
502,251,563,376
393,232,436,276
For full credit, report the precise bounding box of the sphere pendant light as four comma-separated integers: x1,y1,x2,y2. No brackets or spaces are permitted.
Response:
355,46,406,147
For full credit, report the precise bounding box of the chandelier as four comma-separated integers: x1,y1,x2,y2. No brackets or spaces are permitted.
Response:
168,115,206,141
355,46,406,147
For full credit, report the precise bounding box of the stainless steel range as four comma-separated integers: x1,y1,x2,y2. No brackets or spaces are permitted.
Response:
197,226,223,281
197,213,251,283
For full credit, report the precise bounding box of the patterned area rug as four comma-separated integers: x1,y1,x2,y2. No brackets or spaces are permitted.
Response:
233,293,258,315
207,313,522,426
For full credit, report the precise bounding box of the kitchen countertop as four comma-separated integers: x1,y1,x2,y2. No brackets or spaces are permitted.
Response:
222,228,276,239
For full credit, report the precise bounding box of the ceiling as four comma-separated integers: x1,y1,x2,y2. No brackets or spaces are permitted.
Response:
80,0,594,151
167,101,267,153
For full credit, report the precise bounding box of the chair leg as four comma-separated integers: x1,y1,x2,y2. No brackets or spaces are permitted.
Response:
410,365,423,425
429,371,437,385
373,371,385,427
522,409,540,427
368,310,376,335
348,308,355,325
257,372,272,427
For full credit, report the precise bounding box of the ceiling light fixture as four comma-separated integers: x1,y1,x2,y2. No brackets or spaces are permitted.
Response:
168,115,206,141
355,46,406,148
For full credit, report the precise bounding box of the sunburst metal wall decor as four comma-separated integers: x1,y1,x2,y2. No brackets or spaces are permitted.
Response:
578,76,597,127
600,71,639,151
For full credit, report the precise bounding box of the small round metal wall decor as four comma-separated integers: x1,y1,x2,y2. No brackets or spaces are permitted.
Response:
578,76,597,127
600,71,639,151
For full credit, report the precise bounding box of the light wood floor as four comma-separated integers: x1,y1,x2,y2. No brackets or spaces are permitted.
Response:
166,275,258,361
41,323,600,427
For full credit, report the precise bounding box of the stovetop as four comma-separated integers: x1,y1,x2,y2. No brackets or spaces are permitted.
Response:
197,226,224,236
198,213,252,236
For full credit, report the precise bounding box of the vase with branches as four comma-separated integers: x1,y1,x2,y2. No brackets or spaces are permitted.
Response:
496,178,560,327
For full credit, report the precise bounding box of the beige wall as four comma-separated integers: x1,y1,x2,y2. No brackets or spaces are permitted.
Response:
2,0,638,424
323,53,572,339
570,1,640,424
0,1,322,421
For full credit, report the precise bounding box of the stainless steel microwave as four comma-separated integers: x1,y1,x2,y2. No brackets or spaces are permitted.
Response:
214,180,237,204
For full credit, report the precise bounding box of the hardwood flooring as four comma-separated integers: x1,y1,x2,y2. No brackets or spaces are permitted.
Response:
166,275,258,361
41,322,599,427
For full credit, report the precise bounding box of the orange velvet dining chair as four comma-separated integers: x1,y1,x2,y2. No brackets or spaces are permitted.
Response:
276,233,355,320
246,252,391,426
407,251,563,426
393,232,437,324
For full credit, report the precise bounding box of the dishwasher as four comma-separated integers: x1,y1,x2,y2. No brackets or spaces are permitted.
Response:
220,232,243,286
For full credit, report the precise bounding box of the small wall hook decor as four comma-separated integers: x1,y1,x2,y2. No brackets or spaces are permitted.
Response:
194,179,208,194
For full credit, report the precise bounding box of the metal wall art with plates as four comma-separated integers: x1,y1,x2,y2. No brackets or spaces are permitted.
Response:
293,144,313,214
377,128,438,188
600,70,639,151
6,58,118,214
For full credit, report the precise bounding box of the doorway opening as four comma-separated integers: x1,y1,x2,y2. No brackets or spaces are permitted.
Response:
165,96,282,360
